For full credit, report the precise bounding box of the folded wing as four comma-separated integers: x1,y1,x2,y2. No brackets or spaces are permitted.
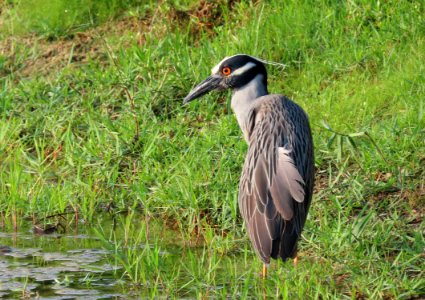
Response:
238,95,314,263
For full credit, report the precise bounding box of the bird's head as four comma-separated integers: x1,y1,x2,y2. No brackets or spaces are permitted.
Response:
183,54,268,104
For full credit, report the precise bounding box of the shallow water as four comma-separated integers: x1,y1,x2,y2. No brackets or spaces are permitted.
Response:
0,215,251,299
0,219,133,299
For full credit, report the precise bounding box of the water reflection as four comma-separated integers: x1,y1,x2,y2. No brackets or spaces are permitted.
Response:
0,221,127,299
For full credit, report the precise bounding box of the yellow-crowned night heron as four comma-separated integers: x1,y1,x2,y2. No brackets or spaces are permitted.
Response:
183,54,314,276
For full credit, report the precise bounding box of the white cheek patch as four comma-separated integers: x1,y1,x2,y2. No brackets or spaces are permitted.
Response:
232,62,256,76
211,56,229,74
211,64,220,74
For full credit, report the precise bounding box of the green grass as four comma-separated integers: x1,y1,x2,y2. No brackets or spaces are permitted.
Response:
1,0,424,298
0,0,151,38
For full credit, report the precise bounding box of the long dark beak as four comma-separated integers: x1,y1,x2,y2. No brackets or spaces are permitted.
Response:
183,75,223,104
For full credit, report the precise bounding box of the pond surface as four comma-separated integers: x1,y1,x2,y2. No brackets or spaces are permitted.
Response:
0,215,250,299
0,218,136,299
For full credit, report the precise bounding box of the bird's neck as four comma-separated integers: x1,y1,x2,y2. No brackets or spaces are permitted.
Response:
231,74,268,141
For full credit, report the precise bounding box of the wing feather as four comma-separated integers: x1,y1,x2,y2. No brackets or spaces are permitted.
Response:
238,95,314,263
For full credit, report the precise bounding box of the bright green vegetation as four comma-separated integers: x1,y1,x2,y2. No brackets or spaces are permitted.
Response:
0,0,149,37
1,0,424,298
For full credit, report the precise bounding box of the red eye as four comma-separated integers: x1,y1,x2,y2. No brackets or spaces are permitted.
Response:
222,66,232,76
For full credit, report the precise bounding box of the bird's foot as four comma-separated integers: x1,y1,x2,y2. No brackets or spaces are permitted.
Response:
293,255,299,267
262,264,268,278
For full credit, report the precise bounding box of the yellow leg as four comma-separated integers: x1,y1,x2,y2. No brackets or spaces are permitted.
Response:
262,264,267,278
293,255,299,267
